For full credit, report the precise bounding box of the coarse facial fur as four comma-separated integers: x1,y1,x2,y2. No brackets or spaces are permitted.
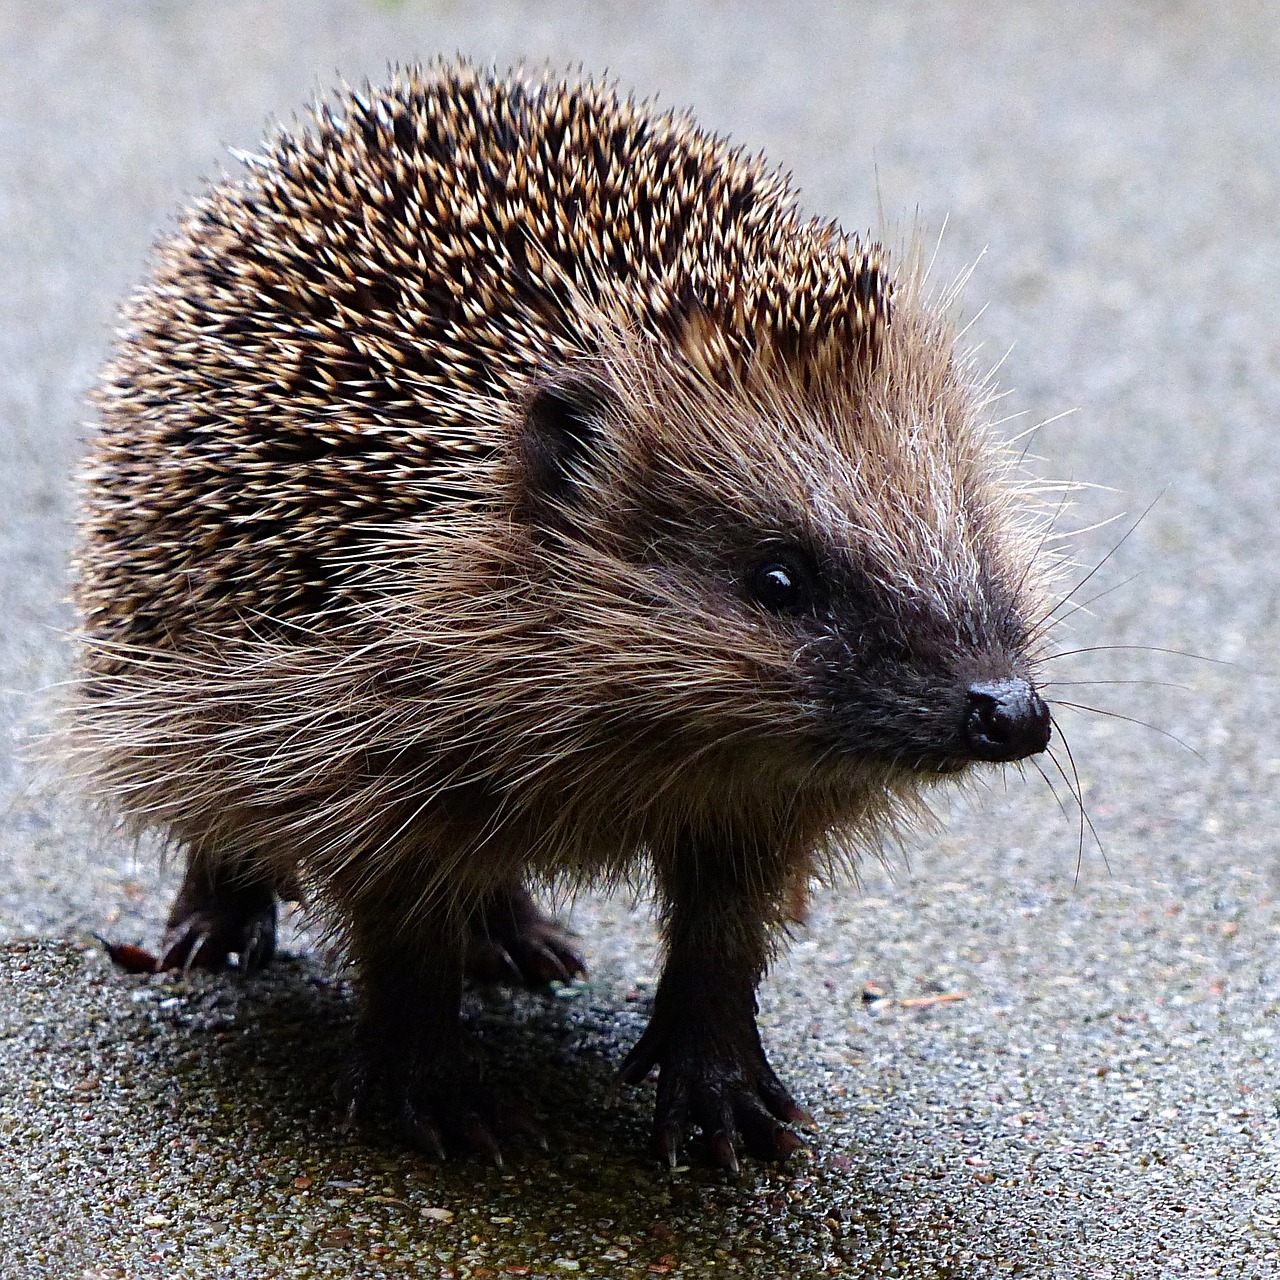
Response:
71,61,1058,1167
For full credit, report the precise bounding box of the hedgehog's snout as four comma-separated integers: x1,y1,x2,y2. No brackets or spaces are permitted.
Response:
962,679,1051,762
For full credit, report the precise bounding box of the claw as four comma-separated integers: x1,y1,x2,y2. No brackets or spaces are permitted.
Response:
627,1007,812,1169
157,919,197,971
157,896,277,974
772,1127,808,1161
341,1098,360,1133
527,945,574,984
401,1101,447,1162
497,1104,547,1152
238,918,276,972
467,888,586,987
618,1034,660,1087
710,1131,740,1174
495,946,527,985
786,1103,818,1132
545,938,588,982
657,1122,682,1170
358,1062,533,1165
186,931,219,971
757,1069,817,1130
462,1114,504,1168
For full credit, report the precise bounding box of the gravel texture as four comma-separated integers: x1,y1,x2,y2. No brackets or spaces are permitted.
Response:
2,2,1279,1276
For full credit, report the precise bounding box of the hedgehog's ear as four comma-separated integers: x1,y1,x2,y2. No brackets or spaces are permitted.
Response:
520,370,616,508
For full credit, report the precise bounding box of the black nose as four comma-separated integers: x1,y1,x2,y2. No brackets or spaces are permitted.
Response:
964,679,1051,762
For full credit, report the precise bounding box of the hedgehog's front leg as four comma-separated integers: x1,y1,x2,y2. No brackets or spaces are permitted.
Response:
346,908,510,1164
619,833,816,1171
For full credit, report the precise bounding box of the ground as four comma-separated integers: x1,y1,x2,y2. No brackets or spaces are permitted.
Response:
2,2,1279,1276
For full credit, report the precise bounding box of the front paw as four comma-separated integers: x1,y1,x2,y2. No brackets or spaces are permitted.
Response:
343,1048,540,1167
618,1017,816,1171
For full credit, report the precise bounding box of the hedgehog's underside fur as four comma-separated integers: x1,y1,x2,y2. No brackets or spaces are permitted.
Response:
73,61,1056,1168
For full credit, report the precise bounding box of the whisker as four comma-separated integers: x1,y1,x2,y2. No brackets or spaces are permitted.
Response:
1031,756,1074,825
1032,492,1165,641
1033,573,1141,640
1047,644,1234,667
1008,487,1076,624
1041,678,1190,692
1047,718,1107,878
1052,700,1204,761
1045,742,1086,882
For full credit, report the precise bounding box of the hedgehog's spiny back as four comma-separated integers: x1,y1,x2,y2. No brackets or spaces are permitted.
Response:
245,64,888,378
76,62,890,655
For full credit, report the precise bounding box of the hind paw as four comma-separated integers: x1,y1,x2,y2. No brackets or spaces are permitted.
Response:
467,886,586,986
158,871,278,973
159,901,277,972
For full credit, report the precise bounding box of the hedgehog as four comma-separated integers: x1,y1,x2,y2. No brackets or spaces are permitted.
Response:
72,60,1058,1170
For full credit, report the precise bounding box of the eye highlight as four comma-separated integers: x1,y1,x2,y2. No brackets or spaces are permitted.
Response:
746,548,820,616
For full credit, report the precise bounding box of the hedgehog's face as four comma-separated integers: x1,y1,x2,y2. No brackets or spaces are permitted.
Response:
516,320,1053,790
722,537,1051,777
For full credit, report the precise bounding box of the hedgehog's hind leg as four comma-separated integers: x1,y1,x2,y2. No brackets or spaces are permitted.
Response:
465,881,586,986
159,840,279,973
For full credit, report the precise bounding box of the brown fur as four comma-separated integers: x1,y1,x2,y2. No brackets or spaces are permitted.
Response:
71,61,1057,1166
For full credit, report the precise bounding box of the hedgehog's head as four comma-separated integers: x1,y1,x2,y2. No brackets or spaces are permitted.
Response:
510,252,1055,812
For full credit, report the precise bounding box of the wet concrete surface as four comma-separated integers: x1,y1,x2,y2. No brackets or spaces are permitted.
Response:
3,2,1280,1276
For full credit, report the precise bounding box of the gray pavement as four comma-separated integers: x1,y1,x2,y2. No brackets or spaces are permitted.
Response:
2,2,1279,1275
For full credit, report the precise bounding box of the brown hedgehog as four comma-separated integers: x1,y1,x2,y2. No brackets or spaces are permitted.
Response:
73,60,1057,1169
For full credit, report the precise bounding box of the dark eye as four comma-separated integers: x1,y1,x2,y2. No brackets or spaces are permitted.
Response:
746,551,818,615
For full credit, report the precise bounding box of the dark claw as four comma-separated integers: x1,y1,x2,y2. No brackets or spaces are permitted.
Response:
350,1054,538,1166
521,942,576,985
466,940,526,985
467,887,587,988
187,932,221,971
165,923,224,973
341,1097,361,1133
158,898,278,973
397,1095,527,1166
341,1058,378,1130
787,1103,818,1132
494,1103,548,1152
772,1127,808,1160
624,1014,814,1169
732,1092,787,1159
238,916,277,972
461,1114,504,1168
618,1033,660,1087
157,919,199,971
476,930,586,987
400,1100,448,1162
757,1071,816,1131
